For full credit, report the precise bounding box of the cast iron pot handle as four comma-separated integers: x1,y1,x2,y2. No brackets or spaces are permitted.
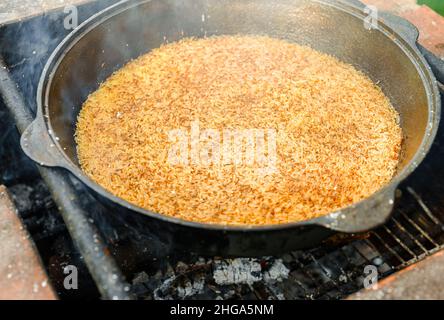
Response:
377,7,444,88
344,0,418,45
20,112,72,169
313,2,440,233
418,45,444,89
312,185,397,233
344,0,444,91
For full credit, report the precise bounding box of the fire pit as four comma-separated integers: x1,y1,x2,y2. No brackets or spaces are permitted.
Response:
0,0,444,300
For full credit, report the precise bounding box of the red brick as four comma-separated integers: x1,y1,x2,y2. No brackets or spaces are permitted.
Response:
401,6,444,58
0,185,57,300
362,0,418,14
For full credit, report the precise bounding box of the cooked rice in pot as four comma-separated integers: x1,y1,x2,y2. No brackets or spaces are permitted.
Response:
75,35,402,225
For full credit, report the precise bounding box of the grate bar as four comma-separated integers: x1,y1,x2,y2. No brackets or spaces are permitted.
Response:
391,217,428,254
382,225,417,258
367,233,406,265
308,253,338,286
330,256,350,284
407,187,441,224
399,211,439,247
352,241,380,264
0,57,133,300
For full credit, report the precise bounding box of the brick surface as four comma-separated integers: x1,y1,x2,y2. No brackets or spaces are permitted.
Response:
362,0,418,13
401,5,444,58
0,185,56,300
349,251,444,299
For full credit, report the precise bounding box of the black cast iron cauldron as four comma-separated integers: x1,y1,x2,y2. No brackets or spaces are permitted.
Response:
20,0,441,256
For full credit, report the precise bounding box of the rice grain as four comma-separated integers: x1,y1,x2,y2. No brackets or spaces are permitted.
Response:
75,35,402,225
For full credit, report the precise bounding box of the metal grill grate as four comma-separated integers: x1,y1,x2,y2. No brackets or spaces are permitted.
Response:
124,185,444,300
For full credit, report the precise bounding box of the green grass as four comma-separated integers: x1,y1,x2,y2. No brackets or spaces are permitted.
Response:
418,0,444,16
